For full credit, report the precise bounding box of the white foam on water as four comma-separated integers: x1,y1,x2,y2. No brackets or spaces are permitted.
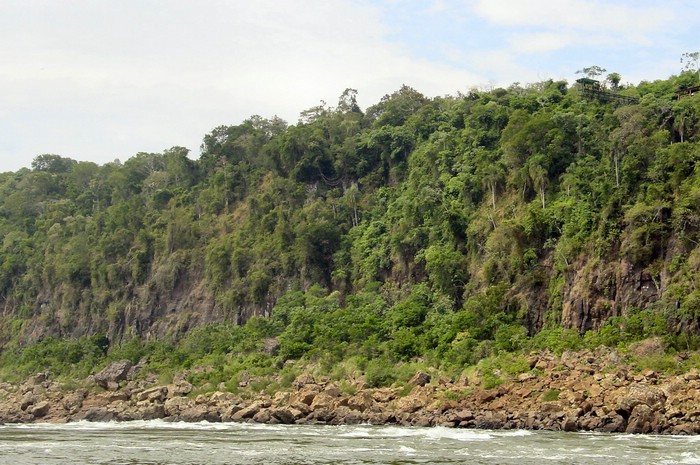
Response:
495,429,534,437
672,435,700,443
422,426,495,441
337,425,423,439
6,419,280,434
681,452,700,461
399,445,416,455
12,420,165,431
335,425,496,442
654,452,700,465
336,426,377,438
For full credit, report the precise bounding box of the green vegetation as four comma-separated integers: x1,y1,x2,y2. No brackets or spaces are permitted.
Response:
542,389,561,402
2,68,700,387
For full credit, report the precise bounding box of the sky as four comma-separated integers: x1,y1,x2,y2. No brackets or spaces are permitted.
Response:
1,0,698,172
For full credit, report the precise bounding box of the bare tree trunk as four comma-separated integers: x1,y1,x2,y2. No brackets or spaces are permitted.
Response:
350,184,359,227
540,187,546,209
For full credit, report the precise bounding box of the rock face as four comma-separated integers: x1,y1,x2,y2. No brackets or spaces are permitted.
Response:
560,259,662,334
3,348,700,434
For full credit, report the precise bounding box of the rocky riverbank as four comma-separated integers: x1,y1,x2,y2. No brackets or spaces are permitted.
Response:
2,347,700,434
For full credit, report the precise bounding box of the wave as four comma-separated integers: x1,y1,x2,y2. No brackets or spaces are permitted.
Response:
3,419,258,432
335,425,534,442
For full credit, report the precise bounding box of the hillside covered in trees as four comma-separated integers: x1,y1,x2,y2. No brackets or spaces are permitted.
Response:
1,70,700,380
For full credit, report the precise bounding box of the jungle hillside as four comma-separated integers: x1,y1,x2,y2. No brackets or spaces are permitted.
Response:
2,68,700,383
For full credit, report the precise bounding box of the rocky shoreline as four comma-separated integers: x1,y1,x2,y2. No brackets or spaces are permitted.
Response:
2,347,700,435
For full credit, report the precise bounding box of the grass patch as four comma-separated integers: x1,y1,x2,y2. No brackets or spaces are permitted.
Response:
442,389,471,402
633,353,681,374
475,353,534,389
541,389,561,402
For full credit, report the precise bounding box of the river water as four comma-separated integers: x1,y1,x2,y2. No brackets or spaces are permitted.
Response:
1,420,699,465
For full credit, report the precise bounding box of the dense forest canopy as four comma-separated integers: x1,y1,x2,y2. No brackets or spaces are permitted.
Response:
1,69,700,378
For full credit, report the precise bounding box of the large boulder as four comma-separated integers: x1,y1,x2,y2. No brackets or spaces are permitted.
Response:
164,397,194,417
61,391,86,414
231,404,261,421
293,385,321,406
625,404,659,434
168,379,193,397
293,374,316,389
615,385,666,416
135,386,168,403
29,401,50,418
310,391,338,410
268,408,298,424
95,360,133,390
409,371,431,387
79,407,115,422
395,392,429,414
347,391,374,412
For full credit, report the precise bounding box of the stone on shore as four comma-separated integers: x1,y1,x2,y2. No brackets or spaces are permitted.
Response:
2,348,700,435
95,360,132,390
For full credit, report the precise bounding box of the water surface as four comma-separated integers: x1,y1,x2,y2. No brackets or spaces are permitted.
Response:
1,421,699,465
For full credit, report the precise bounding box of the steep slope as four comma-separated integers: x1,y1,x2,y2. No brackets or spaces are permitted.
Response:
1,74,700,362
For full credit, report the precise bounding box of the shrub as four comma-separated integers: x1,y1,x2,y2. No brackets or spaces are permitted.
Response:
364,357,397,388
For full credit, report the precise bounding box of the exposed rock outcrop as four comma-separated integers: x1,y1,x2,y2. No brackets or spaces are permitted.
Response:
3,348,700,435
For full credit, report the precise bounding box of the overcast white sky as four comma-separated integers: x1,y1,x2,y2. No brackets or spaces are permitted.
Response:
1,0,698,172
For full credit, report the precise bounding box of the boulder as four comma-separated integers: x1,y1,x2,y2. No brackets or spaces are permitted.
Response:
95,360,133,390
332,406,363,425
220,404,244,422
30,373,49,385
293,374,316,389
302,407,335,424
136,403,166,421
19,393,36,411
615,385,666,416
445,409,474,423
365,410,395,425
347,391,374,412
600,413,626,433
395,392,429,414
79,407,115,422
29,401,50,418
310,392,337,410
474,390,496,404
474,411,507,429
179,405,220,422
294,385,321,405
263,337,279,355
101,390,130,403
269,408,297,424
164,397,194,417
231,404,260,421
371,388,395,403
252,408,272,423
62,391,85,413
409,371,431,387
625,404,662,434
168,380,193,397
135,386,167,403
322,385,341,398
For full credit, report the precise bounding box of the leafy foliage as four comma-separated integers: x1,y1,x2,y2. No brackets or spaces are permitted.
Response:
2,73,700,382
